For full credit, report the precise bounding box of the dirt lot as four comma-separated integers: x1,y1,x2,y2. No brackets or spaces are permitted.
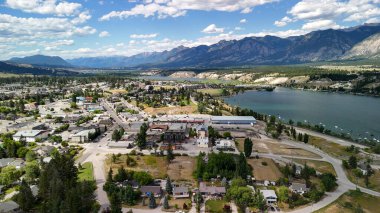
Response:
144,104,198,115
308,136,353,160
248,158,283,181
105,155,196,181
254,139,321,158
167,156,196,182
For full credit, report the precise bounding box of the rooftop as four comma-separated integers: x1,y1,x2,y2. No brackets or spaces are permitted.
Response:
13,130,46,137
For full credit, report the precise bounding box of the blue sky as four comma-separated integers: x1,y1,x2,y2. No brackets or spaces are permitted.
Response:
0,0,379,60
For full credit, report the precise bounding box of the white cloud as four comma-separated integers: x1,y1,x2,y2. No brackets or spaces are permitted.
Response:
240,19,247,23
5,0,82,16
130,33,158,39
100,0,277,20
287,0,380,23
71,11,92,24
202,24,224,34
302,19,342,31
99,31,110,37
234,27,244,31
274,16,292,27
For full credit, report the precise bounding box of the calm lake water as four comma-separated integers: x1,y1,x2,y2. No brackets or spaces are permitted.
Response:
224,87,380,140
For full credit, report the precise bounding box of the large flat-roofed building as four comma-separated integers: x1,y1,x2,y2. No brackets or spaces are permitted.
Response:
13,130,49,142
211,116,256,125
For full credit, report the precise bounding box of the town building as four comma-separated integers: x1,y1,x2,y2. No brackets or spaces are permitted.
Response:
211,116,256,125
140,186,163,198
163,123,187,142
289,182,309,194
13,130,49,142
172,186,190,199
199,182,226,196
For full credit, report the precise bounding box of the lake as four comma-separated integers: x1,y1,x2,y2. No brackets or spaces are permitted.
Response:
224,87,380,141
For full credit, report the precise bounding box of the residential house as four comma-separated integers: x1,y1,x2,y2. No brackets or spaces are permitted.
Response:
173,186,190,199
358,162,369,175
33,145,55,157
13,130,49,142
199,182,226,196
289,182,309,195
260,190,277,204
70,129,96,143
140,186,163,198
0,201,20,213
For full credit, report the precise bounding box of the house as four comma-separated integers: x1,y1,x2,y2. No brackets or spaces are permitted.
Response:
196,124,208,138
140,186,163,198
295,165,302,176
358,163,369,175
43,157,52,163
289,182,309,194
33,145,55,157
0,158,25,169
215,139,234,149
173,186,190,199
199,182,226,196
211,116,256,125
13,130,49,142
149,124,169,132
0,200,20,213
260,190,277,204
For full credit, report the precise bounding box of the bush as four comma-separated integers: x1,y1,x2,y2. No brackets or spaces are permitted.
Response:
261,161,268,166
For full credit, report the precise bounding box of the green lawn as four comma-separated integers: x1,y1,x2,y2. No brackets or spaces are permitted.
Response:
205,200,230,213
197,88,223,96
78,162,94,181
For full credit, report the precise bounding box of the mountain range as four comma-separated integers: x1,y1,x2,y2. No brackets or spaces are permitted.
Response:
6,23,380,69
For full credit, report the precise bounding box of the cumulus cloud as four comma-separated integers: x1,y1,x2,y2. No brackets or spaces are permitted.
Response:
100,0,277,20
302,19,342,31
240,19,247,23
130,33,158,39
202,24,224,34
286,0,380,23
99,31,110,37
274,16,292,27
5,0,82,16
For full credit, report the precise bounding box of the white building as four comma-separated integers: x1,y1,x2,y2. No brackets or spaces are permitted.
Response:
70,129,96,143
197,138,210,148
215,139,234,149
260,190,277,204
13,130,49,142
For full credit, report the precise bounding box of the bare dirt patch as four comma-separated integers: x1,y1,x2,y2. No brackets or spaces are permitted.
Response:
248,158,283,181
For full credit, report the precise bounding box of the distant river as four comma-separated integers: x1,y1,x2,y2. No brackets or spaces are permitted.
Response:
224,87,380,140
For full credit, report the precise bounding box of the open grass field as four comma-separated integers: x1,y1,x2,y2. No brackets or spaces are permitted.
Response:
346,168,380,193
253,140,321,158
196,88,223,96
308,136,353,160
108,89,128,94
288,158,336,176
167,156,196,182
248,158,283,181
78,162,94,181
315,190,380,213
205,199,230,213
105,155,196,180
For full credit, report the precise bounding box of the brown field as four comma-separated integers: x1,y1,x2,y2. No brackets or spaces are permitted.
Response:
288,158,337,176
254,140,321,158
108,89,128,94
168,198,192,211
105,155,168,179
105,155,196,181
316,190,380,213
346,168,380,193
248,158,283,181
167,156,196,182
144,104,198,115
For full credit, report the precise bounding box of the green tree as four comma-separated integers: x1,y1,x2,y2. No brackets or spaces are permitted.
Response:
277,186,289,202
0,166,22,185
349,156,357,169
165,176,173,194
148,193,157,209
163,195,169,209
25,150,37,162
110,192,122,213
243,138,253,158
13,180,35,211
136,123,148,149
320,173,337,192
24,161,40,182
303,134,309,143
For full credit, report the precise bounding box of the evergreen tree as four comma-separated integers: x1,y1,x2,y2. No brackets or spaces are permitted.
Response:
163,195,169,209
165,176,173,194
148,192,157,209
107,168,113,182
303,133,309,143
243,138,253,158
14,180,35,211
110,192,122,213
166,142,174,163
